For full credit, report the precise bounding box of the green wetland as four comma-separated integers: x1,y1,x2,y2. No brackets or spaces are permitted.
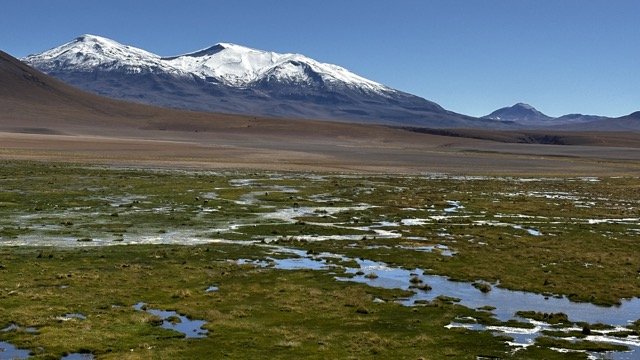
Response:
0,161,639,359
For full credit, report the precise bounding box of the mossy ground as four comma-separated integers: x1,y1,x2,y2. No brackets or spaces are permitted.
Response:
0,161,638,358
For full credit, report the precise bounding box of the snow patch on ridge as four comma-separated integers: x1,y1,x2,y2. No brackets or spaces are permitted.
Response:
515,103,536,110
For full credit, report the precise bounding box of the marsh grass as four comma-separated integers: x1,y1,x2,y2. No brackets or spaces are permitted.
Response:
0,161,638,358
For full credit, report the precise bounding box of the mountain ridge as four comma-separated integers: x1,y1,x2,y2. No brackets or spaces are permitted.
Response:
480,103,640,130
3,48,640,176
482,103,553,123
22,35,500,128
19,35,640,131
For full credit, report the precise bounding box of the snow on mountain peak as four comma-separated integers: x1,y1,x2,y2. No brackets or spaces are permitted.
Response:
75,34,122,46
514,103,536,111
35,34,157,61
172,42,252,59
164,43,296,86
23,34,181,75
24,35,388,92
164,42,386,90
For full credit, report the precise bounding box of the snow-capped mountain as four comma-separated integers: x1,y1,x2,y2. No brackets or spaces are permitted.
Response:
23,34,494,128
28,35,385,90
25,35,181,75
163,42,387,92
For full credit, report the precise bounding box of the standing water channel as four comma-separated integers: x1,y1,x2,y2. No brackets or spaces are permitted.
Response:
248,246,640,359
133,303,208,338
0,341,30,360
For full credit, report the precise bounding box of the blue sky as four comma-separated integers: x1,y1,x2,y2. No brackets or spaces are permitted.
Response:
1,0,638,117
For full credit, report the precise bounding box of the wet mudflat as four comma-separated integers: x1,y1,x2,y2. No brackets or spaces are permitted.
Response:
0,161,639,359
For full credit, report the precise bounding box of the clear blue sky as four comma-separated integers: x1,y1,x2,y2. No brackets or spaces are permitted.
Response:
1,0,638,117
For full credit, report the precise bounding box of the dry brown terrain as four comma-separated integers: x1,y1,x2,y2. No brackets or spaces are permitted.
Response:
1,50,639,175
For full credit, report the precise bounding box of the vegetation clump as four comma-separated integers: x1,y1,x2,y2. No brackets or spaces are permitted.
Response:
473,281,492,293
516,311,569,324
435,295,461,304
